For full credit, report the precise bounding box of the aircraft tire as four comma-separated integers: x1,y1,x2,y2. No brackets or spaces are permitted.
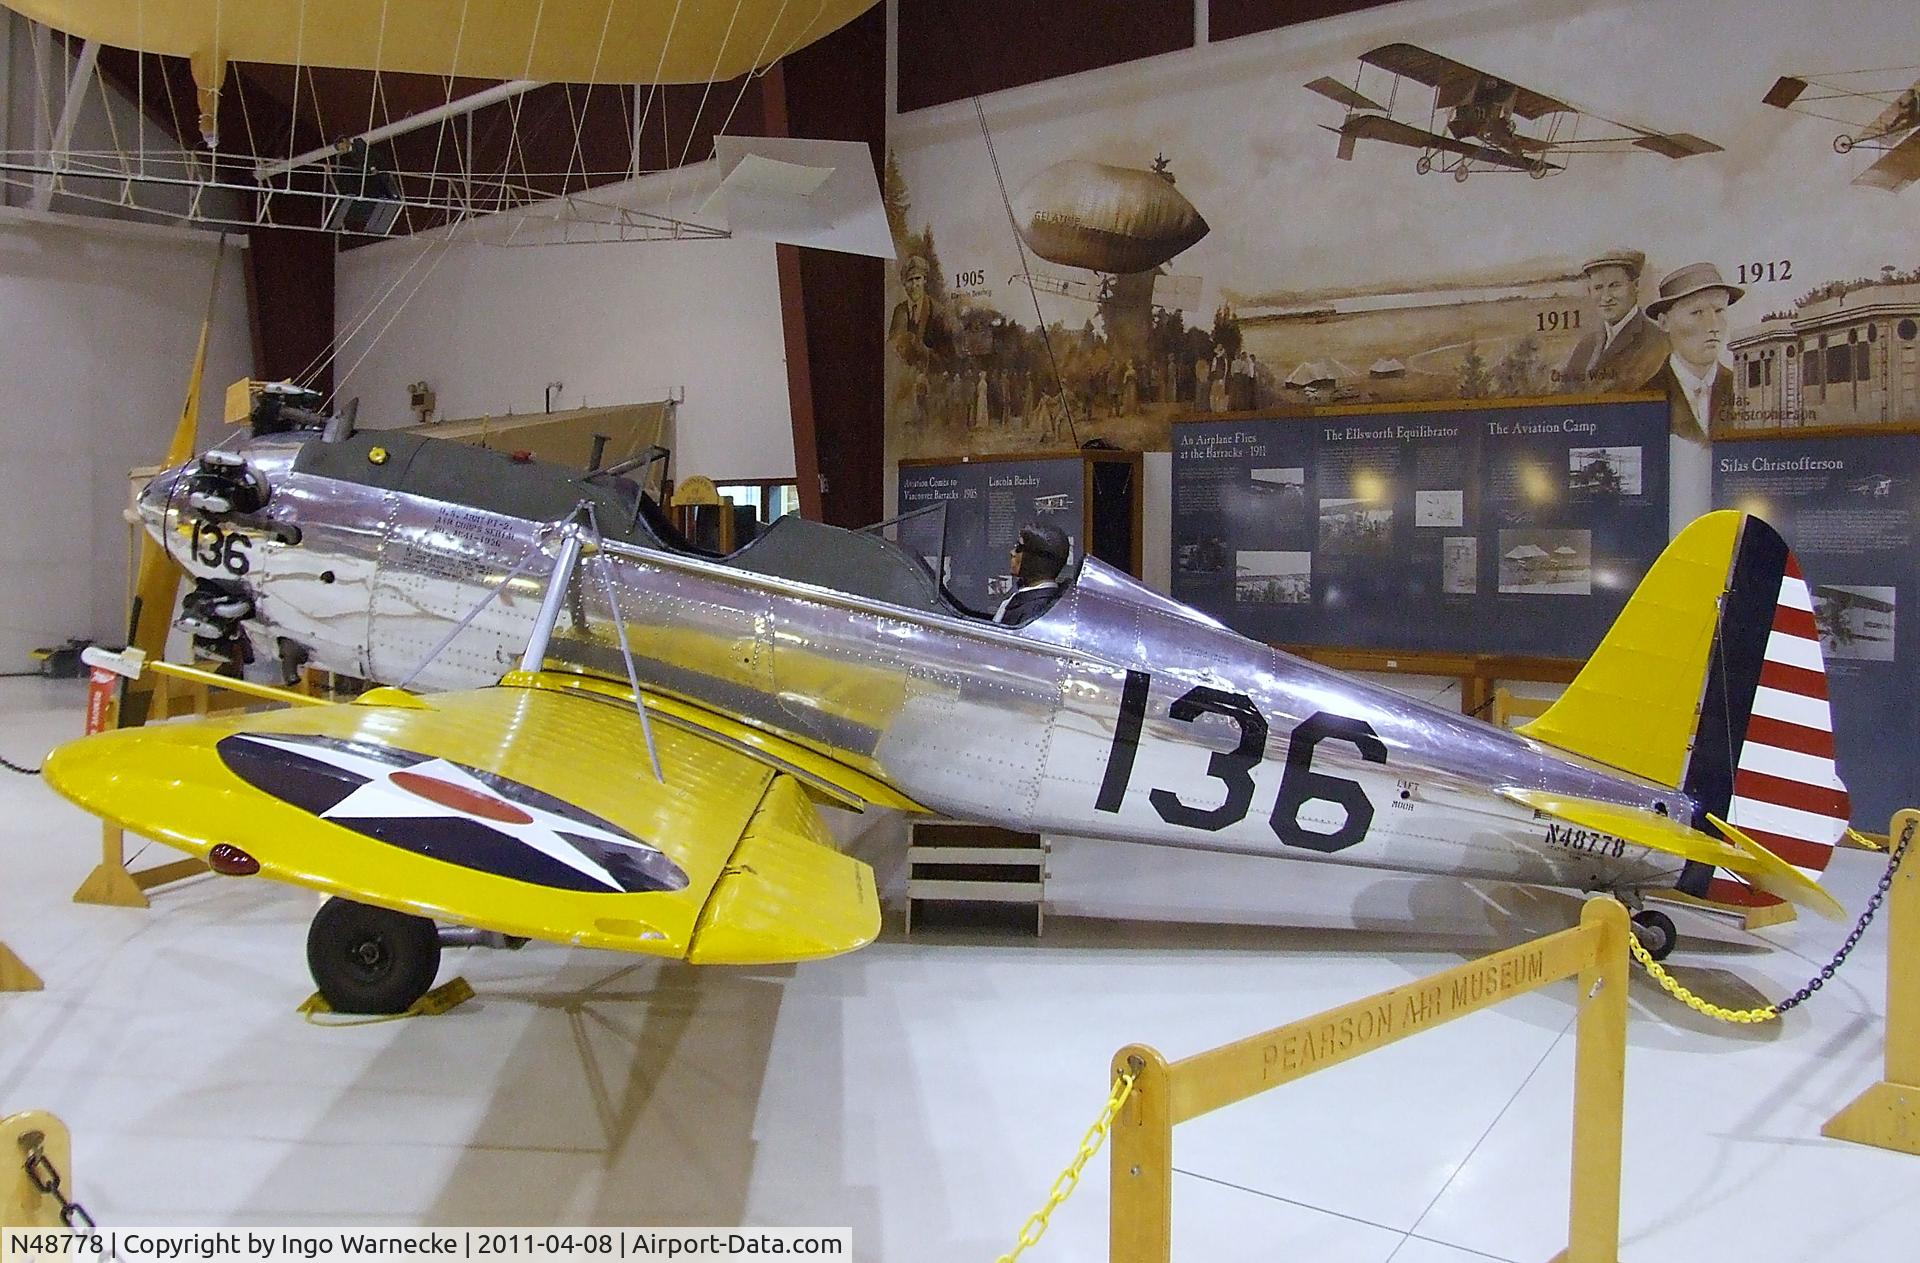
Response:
307,897,442,1014
1631,909,1677,962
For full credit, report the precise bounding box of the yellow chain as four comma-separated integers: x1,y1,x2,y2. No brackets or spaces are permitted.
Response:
1846,827,1886,852
1626,933,1780,1024
996,1070,1138,1263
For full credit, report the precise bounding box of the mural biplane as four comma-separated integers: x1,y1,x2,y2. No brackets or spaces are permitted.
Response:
1763,69,1920,191
1307,43,1723,181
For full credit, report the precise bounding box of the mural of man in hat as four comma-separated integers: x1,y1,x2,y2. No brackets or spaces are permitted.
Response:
1640,262,1744,443
888,253,952,364
1558,249,1666,394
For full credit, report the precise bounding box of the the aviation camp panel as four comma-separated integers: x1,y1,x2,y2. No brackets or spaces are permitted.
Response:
1171,397,1671,656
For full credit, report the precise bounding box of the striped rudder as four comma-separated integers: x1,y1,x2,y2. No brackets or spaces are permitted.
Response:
1681,520,1848,902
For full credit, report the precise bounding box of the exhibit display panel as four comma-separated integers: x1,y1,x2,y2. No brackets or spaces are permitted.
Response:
1170,397,1670,655
896,450,1142,614
1713,428,1920,827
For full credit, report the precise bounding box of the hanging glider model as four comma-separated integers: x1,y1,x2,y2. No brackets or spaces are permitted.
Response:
47,401,1856,1011
1306,43,1722,181
1763,70,1920,192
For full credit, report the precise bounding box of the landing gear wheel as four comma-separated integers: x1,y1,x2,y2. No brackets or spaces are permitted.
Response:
1631,909,1677,962
1415,154,1433,175
1834,133,1855,154
1453,164,1471,183
307,897,442,1014
1528,160,1550,180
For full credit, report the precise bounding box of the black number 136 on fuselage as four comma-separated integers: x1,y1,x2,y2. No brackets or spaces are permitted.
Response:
1094,669,1388,851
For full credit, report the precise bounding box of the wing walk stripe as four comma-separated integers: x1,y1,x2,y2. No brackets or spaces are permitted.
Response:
1757,659,1830,701
1763,628,1826,671
1743,712,1836,755
1731,768,1850,818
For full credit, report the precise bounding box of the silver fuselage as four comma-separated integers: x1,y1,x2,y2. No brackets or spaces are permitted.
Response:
147,432,1697,898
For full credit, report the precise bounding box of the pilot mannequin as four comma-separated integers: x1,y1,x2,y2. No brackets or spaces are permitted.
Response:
993,524,1071,626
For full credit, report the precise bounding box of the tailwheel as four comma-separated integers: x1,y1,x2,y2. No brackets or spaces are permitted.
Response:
1630,908,1678,962
307,897,442,1014
1834,133,1855,154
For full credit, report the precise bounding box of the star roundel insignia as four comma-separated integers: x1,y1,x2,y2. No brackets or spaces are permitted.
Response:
216,732,689,895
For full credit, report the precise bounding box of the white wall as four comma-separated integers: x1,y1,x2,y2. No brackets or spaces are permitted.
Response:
0,214,250,669
333,168,795,483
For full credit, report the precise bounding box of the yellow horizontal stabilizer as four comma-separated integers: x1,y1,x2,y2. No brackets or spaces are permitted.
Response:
1707,813,1847,922
44,682,881,961
1500,788,1845,921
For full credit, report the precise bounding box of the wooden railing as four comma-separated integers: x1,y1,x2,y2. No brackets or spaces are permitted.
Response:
1824,808,1920,1155
1110,899,1632,1262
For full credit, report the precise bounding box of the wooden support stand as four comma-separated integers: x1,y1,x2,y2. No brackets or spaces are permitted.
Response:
1,1111,71,1228
73,830,207,910
905,820,1047,935
1823,808,1920,1155
70,661,347,909
1111,900,1630,1262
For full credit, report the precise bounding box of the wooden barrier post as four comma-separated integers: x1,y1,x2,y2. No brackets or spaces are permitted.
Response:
1822,808,1920,1155
1,1111,72,1229
1558,898,1629,1263
1109,1045,1172,1263
1108,902,1630,1261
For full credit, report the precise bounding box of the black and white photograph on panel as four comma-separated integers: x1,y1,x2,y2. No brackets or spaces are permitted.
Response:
1415,488,1465,528
1250,466,1309,528
1236,550,1313,605
1499,528,1592,595
1815,584,1897,661
1318,497,1394,555
1442,535,1479,595
1569,445,1644,496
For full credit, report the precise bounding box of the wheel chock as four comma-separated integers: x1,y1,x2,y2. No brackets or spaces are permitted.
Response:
0,942,42,992
297,976,475,1022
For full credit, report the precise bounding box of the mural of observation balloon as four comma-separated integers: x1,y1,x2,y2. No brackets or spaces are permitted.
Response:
1013,158,1210,276
1012,158,1211,351
883,148,1222,458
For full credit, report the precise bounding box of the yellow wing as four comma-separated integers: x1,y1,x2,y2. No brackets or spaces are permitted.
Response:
44,676,882,963
1501,788,1846,921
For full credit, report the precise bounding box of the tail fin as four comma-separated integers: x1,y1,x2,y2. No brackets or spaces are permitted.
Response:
1519,511,1849,893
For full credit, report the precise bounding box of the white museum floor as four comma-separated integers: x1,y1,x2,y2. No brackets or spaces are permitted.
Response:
1,676,1915,1262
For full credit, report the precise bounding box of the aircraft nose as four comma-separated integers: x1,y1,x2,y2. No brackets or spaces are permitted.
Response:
137,463,190,557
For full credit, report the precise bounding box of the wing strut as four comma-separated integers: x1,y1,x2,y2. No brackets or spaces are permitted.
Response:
583,506,666,784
